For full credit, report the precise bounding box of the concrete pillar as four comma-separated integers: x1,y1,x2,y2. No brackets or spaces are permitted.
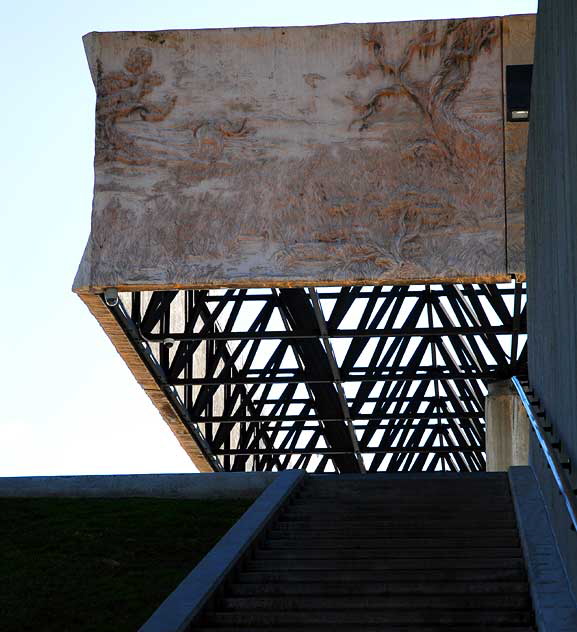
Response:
485,380,530,471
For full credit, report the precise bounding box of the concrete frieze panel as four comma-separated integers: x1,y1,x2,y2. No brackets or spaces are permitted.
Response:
75,18,513,291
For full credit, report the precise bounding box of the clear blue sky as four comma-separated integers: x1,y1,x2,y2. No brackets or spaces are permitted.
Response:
0,0,537,476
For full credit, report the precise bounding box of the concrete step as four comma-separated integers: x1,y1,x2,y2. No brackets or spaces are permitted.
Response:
255,547,522,560
197,626,535,632
283,501,515,520
220,594,531,611
286,500,512,515
286,504,514,516
205,609,533,626
305,473,508,483
275,516,518,528
237,568,528,583
294,489,510,499
302,482,510,493
194,475,533,631
230,581,530,596
271,522,519,536
247,557,525,571
297,488,512,497
265,535,521,548
297,484,511,493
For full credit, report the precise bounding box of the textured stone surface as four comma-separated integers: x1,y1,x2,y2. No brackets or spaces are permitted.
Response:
74,18,524,291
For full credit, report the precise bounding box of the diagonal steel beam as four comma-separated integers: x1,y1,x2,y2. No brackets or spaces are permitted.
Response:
309,287,366,474
277,288,362,473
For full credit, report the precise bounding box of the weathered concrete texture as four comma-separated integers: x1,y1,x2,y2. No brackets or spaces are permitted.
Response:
0,472,277,499
74,17,534,292
509,467,577,631
503,14,535,276
525,0,577,597
485,380,530,471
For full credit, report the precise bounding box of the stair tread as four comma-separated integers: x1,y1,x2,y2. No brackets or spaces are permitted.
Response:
238,568,528,582
221,595,531,609
255,549,523,560
276,521,518,529
198,627,535,632
273,524,519,534
289,506,513,512
264,538,521,548
206,610,533,625
247,558,525,570
231,581,530,595
192,476,534,630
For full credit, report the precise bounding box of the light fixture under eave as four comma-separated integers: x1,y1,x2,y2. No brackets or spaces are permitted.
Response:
511,110,530,121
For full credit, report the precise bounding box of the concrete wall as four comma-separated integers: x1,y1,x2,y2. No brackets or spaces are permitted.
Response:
509,467,577,631
525,0,577,599
0,473,277,499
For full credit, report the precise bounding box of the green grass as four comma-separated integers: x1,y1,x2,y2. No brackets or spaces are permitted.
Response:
0,497,253,631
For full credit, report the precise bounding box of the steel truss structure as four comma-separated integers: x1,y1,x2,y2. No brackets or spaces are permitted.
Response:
107,282,527,474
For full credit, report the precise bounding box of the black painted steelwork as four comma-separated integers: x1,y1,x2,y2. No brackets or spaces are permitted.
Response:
106,282,527,473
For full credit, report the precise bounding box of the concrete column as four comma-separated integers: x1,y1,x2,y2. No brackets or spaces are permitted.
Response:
486,380,530,471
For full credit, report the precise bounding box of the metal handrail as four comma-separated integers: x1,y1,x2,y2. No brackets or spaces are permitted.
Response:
511,376,577,532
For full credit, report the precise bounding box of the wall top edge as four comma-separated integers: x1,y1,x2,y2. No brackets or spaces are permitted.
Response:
82,14,535,86
74,275,521,295
83,13,535,39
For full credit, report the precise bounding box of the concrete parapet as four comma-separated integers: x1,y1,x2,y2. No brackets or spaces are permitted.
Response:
139,469,306,632
0,472,278,499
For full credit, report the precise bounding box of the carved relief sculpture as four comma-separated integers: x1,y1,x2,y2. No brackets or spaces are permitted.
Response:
95,47,176,165
75,18,531,292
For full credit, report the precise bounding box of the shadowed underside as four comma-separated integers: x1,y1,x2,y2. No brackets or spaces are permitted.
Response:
91,282,527,472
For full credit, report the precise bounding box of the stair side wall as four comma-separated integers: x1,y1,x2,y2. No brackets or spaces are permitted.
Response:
525,0,577,601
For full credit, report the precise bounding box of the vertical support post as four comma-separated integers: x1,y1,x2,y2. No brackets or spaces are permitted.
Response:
486,380,530,471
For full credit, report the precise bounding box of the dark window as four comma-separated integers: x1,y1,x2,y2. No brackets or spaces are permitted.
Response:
506,64,533,122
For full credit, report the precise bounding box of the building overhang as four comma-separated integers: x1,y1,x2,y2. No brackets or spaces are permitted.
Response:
75,15,535,472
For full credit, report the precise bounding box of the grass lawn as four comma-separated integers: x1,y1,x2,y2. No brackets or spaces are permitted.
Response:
0,496,253,631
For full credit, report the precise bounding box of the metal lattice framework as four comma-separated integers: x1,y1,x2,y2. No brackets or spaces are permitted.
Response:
108,282,527,473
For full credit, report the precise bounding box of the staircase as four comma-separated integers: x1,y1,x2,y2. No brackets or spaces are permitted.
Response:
197,473,535,631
